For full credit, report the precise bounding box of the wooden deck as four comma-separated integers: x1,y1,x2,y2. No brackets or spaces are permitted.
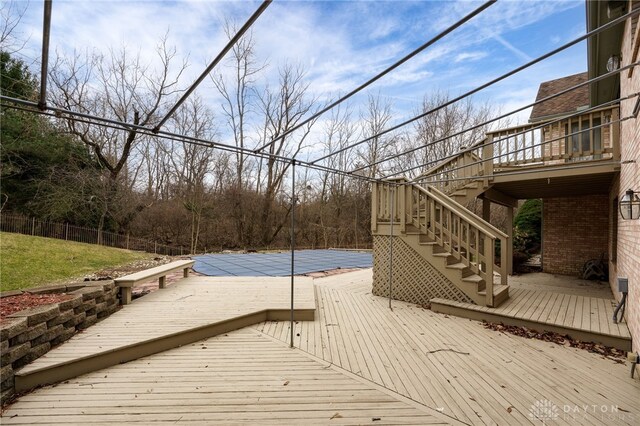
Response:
430,275,631,351
15,276,315,391
256,270,640,425
3,329,452,425
3,269,638,425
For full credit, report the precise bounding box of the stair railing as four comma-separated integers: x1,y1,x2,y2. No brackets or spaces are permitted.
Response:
415,138,487,194
373,178,508,306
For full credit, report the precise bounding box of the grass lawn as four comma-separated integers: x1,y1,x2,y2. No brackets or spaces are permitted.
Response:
0,232,151,291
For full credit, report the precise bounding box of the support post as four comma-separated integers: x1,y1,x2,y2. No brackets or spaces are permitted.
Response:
371,182,378,232
159,276,166,289
482,198,491,222
120,287,132,306
183,267,190,278
399,181,406,233
388,185,394,310
506,206,514,275
290,160,296,348
483,134,493,186
38,0,52,110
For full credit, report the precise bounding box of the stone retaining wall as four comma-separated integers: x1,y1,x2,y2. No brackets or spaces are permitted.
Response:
0,281,119,404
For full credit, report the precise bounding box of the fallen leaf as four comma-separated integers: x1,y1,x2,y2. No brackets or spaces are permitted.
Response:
283,380,289,386
330,413,342,419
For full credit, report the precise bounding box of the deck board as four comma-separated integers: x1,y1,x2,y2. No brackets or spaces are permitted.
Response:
2,329,449,425
16,276,315,383
4,269,638,425
430,287,631,347
255,271,639,425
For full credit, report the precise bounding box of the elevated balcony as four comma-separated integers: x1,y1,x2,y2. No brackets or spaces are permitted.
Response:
418,104,621,200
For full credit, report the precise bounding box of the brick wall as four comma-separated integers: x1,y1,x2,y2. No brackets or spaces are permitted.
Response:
542,195,609,276
0,282,119,404
616,2,640,370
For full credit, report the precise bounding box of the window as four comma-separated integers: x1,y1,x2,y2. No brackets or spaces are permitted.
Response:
565,117,601,157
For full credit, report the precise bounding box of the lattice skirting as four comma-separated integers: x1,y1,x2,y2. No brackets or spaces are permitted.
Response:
372,235,474,306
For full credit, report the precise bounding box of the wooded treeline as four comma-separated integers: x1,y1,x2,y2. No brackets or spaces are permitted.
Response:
1,31,496,253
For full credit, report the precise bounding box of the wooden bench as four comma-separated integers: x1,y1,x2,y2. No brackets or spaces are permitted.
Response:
114,260,195,305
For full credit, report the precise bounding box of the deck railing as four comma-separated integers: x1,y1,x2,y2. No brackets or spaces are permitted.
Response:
415,104,620,192
373,179,508,306
487,104,620,169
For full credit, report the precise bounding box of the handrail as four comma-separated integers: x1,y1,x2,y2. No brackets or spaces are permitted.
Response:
373,179,508,306
485,104,621,135
415,137,486,181
423,185,508,239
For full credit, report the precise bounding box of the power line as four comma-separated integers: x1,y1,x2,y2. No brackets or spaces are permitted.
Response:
252,0,496,154
309,7,640,166
0,96,380,185
152,0,272,133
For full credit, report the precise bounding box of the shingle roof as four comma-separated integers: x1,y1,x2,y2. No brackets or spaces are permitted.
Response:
529,72,589,122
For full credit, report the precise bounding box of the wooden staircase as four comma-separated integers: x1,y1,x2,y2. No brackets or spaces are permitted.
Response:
372,180,509,307
371,104,623,309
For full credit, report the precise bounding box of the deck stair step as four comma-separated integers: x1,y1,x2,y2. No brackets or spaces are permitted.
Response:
446,262,474,278
377,180,509,308
478,284,509,306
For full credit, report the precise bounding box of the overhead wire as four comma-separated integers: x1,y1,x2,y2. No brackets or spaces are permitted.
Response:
383,92,639,180
153,0,272,133
406,111,634,185
252,0,497,154
354,61,639,175
309,6,640,166
2,4,637,190
0,97,380,185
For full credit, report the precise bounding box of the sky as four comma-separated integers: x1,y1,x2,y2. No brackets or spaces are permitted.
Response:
4,0,588,158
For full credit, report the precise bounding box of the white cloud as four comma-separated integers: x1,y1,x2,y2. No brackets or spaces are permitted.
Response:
454,51,488,63
8,0,587,154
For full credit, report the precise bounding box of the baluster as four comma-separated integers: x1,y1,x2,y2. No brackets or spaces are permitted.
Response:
589,113,594,156
484,235,495,306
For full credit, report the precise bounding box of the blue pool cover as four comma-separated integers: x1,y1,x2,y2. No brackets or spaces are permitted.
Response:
193,249,372,277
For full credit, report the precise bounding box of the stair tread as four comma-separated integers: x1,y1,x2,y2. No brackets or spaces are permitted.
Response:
478,284,510,296
446,262,468,270
462,274,483,283
432,252,451,257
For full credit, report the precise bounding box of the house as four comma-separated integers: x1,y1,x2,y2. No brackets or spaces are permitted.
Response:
371,0,639,369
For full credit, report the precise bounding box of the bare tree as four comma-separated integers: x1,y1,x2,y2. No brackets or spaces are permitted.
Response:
356,93,396,178
254,62,316,246
317,102,357,247
211,24,265,246
166,95,217,253
0,0,28,53
48,35,187,232
401,91,492,178
212,24,264,188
